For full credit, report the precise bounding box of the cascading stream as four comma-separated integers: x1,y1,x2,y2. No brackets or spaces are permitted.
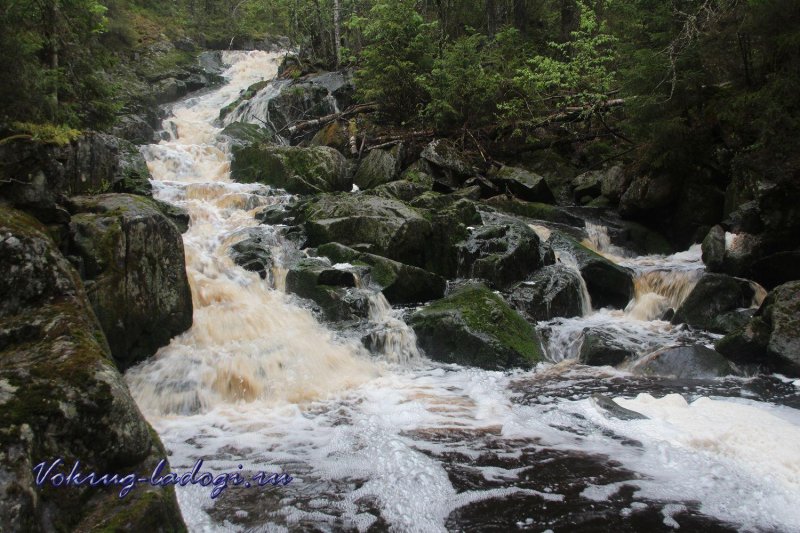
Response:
126,51,800,532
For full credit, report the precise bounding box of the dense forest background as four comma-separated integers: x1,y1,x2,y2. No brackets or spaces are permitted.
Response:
1,0,798,213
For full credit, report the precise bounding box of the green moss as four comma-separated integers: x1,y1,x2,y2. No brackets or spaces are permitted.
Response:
421,285,542,361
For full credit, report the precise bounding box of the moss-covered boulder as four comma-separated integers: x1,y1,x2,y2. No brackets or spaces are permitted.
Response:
410,283,545,369
67,194,193,371
0,207,185,531
0,134,153,223
716,281,800,375
310,121,350,154
219,121,274,148
420,139,474,191
508,265,588,321
317,242,446,304
672,273,758,333
298,193,433,267
490,165,555,203
354,149,399,190
547,231,634,309
483,195,584,227
368,180,430,202
231,145,351,195
458,222,553,289
285,257,370,323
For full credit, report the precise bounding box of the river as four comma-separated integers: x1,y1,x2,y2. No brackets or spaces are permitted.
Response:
126,51,800,532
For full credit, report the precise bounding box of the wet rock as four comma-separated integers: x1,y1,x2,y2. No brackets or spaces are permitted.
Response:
410,283,545,369
619,173,679,217
711,308,755,335
368,180,429,202
420,139,473,190
111,114,156,145
590,394,648,420
600,165,629,203
0,207,184,531
354,149,399,190
483,196,584,227
672,273,757,333
220,121,274,148
631,345,739,379
578,332,635,366
0,134,153,222
298,193,432,268
490,166,555,203
229,228,276,280
400,160,436,191
717,281,800,375
458,222,552,289
508,265,587,321
231,145,352,195
285,257,369,323
548,232,635,309
317,242,445,304
67,194,193,370
572,170,603,203
701,225,726,271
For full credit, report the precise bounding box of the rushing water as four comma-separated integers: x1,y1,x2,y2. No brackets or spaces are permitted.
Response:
127,51,800,532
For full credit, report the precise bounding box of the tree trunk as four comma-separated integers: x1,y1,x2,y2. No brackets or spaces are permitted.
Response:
333,0,342,68
486,0,497,38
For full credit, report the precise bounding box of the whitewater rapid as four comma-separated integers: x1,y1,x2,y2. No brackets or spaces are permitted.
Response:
127,51,800,532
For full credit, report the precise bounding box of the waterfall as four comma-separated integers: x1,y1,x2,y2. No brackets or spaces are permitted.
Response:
126,51,379,416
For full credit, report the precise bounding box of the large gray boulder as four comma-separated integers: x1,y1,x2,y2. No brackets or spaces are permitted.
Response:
284,257,370,324
410,283,545,369
631,345,739,379
354,149,399,190
458,222,553,289
231,145,352,195
547,231,634,309
508,265,587,321
317,242,445,305
490,165,555,203
0,207,184,531
67,194,193,371
298,193,433,268
672,273,758,333
717,281,800,375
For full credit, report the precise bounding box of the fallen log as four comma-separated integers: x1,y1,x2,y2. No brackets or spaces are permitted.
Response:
285,103,378,136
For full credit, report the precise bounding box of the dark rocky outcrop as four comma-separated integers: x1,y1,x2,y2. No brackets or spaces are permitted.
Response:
508,265,587,321
547,231,634,309
672,273,758,333
284,257,370,323
420,139,474,191
410,283,544,369
231,145,352,194
0,134,153,223
483,196,585,227
631,345,739,379
716,281,800,376
354,149,399,190
458,222,553,289
0,207,184,531
578,332,635,366
67,194,193,371
229,227,277,281
317,242,445,305
489,166,555,203
297,193,433,268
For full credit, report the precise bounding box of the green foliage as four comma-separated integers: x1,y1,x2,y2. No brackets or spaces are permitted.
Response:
499,1,617,136
5,122,82,146
353,0,437,123
422,33,501,129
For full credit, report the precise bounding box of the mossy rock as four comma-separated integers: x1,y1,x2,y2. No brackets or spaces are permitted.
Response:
548,231,634,310
284,257,369,323
483,196,584,227
490,165,555,203
368,180,430,202
410,283,545,369
354,149,398,190
0,206,184,530
220,121,274,148
231,145,352,195
508,265,587,321
310,121,350,154
219,79,271,121
67,194,193,371
317,242,445,304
